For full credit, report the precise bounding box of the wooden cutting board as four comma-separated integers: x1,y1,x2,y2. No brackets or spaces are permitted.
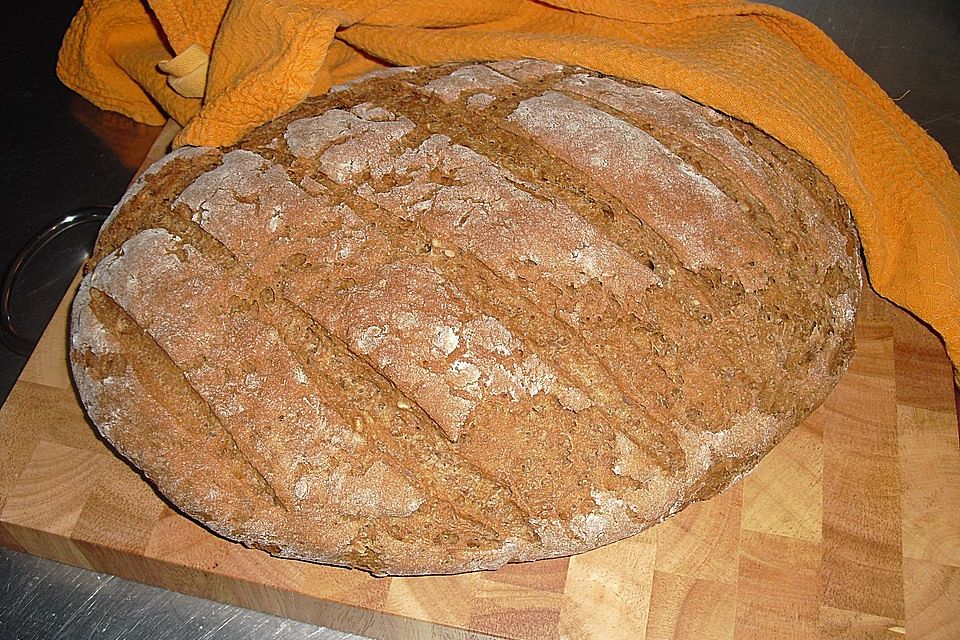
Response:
1,127,958,639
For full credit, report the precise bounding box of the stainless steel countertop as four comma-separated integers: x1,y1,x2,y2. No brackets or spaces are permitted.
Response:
0,548,364,640
1,0,957,637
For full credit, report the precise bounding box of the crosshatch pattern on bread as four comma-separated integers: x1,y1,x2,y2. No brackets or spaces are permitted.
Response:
69,60,861,576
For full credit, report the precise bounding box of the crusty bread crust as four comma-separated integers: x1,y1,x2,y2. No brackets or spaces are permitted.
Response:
70,60,861,575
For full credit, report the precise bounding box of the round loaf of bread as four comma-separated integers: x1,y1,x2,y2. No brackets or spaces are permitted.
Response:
70,60,861,575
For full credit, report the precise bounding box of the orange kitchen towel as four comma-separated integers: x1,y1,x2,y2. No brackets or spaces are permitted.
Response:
58,0,960,383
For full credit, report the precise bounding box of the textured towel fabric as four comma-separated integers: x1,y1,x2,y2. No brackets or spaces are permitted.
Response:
57,0,960,383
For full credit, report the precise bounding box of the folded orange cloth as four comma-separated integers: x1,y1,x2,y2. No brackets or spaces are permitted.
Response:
58,0,960,382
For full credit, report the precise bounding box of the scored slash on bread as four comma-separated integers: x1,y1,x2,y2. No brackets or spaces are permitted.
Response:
70,60,861,575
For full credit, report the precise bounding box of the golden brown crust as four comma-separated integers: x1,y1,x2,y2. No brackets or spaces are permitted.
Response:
71,60,861,575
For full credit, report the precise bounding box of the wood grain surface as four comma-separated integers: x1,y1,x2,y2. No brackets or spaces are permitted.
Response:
1,125,957,638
